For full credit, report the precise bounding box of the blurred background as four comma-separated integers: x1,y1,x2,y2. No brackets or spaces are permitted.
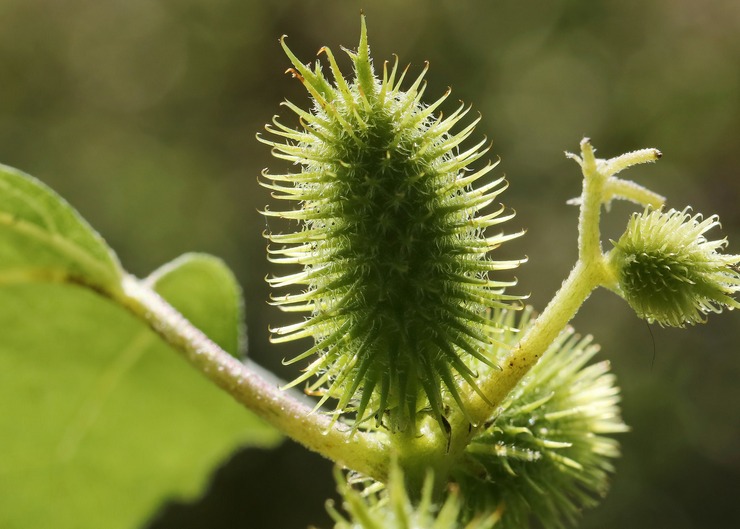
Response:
1,0,739,527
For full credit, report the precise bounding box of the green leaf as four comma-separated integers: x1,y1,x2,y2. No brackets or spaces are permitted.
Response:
0,163,122,291
0,166,282,528
0,284,280,529
146,253,246,358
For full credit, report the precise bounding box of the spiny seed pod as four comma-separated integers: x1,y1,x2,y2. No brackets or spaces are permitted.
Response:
327,465,502,529
610,207,740,327
260,17,524,432
456,307,627,529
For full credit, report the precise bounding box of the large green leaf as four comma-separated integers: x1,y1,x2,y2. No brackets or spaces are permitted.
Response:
0,166,281,528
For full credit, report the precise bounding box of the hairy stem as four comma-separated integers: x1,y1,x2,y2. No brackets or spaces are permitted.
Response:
604,178,665,209
114,275,390,481
577,138,605,265
465,260,605,429
449,138,625,454
382,139,660,478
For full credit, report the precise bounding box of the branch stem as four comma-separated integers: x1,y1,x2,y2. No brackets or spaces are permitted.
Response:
115,275,390,481
452,139,629,450
464,259,604,429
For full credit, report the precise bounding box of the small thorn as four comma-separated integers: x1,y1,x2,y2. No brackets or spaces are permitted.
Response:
285,68,305,83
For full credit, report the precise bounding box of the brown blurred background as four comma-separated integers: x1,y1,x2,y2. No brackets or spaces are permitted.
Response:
1,1,739,528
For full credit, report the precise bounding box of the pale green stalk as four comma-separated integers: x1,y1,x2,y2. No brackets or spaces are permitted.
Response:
456,139,660,444
114,275,391,481
386,139,661,478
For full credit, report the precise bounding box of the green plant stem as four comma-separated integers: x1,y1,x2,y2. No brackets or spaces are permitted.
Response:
604,178,665,209
577,138,606,265
449,139,623,455
447,260,603,454
399,139,662,482
115,275,390,481
462,142,605,425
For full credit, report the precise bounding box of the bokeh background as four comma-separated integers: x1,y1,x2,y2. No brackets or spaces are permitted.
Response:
2,0,739,528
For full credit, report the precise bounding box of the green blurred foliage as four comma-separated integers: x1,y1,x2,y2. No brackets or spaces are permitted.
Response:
1,0,738,527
